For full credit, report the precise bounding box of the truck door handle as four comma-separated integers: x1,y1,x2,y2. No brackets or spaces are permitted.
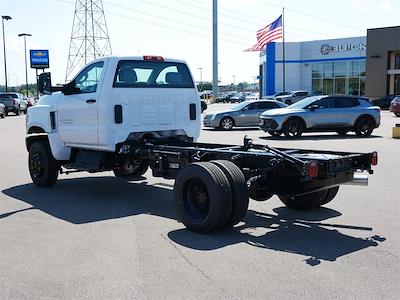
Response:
86,99,96,104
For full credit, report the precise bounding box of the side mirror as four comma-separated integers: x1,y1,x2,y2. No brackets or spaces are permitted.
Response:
308,104,319,111
242,107,249,111
62,80,80,95
38,72,52,95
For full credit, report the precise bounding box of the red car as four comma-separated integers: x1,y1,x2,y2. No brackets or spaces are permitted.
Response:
389,96,400,117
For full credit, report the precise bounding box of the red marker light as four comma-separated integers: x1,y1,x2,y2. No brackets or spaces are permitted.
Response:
371,151,378,166
143,55,164,61
307,161,319,177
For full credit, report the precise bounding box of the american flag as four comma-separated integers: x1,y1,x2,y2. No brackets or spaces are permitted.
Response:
244,15,283,52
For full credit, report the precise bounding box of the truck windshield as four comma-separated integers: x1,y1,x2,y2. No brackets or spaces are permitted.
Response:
113,60,194,88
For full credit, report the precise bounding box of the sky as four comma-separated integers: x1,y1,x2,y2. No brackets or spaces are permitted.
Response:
1,0,399,86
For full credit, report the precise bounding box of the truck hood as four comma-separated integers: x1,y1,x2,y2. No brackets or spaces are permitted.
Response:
260,107,305,117
37,92,62,107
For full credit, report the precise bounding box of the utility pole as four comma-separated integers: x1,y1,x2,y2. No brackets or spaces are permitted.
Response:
65,0,112,81
2,15,12,92
212,0,218,103
198,67,203,84
18,33,32,97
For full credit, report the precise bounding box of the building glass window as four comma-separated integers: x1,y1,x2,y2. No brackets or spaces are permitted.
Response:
323,79,333,94
395,54,400,70
311,59,365,96
395,75,400,95
335,77,346,94
323,62,333,78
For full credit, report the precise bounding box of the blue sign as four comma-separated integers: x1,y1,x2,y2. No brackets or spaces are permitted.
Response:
30,50,49,69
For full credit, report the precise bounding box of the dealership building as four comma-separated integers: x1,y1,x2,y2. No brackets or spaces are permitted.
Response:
259,36,367,97
259,26,400,99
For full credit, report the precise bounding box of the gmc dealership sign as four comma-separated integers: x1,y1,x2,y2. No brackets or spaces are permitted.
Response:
320,43,366,55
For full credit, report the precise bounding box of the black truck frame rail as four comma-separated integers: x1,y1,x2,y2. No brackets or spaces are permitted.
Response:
118,136,376,197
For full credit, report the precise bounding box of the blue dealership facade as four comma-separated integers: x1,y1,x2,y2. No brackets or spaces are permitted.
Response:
259,36,367,97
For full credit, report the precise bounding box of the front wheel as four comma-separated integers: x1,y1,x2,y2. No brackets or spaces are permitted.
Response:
28,141,59,187
15,108,20,116
113,158,149,179
0,112,4,118
220,117,234,130
283,119,304,138
355,117,374,137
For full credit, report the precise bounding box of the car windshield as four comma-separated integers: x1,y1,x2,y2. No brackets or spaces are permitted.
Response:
231,101,251,110
0,94,15,99
287,96,322,109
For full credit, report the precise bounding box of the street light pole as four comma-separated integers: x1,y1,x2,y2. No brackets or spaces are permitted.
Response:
18,33,32,97
198,67,202,84
2,15,12,92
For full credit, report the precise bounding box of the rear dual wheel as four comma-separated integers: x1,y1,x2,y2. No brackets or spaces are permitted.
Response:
173,160,248,233
278,186,339,209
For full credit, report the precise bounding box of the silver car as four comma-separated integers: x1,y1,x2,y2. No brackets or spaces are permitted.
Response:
203,100,287,130
275,90,309,105
259,95,381,138
0,103,5,118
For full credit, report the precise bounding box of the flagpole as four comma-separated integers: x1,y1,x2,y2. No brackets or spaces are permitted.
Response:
282,7,286,92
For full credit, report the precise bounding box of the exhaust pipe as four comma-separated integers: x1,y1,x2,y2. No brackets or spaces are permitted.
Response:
344,174,368,186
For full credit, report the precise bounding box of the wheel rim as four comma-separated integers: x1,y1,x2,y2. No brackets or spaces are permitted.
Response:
222,118,233,129
183,178,210,221
121,159,142,175
30,152,44,179
287,121,301,137
359,120,372,135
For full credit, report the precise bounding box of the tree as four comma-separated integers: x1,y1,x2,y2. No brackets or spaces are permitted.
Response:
197,82,212,92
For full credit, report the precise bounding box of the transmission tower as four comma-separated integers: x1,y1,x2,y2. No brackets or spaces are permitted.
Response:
65,0,112,81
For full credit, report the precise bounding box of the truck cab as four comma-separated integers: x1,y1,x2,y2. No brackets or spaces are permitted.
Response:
27,56,201,160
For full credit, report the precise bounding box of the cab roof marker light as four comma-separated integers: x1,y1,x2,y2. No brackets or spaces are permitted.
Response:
143,55,164,61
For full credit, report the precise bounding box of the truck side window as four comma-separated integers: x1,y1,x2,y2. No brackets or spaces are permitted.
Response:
74,61,104,93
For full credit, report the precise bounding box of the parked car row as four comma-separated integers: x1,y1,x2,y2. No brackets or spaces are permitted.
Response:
204,95,382,138
0,93,38,118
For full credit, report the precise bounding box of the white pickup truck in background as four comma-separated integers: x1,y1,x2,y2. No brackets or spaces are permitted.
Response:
25,55,377,233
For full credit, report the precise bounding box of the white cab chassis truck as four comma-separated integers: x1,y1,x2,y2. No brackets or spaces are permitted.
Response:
26,56,377,233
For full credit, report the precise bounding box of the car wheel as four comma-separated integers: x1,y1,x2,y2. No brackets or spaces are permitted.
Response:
355,117,374,137
23,109,27,115
1,112,4,118
267,130,282,137
336,129,349,136
220,117,234,130
15,108,20,116
283,119,304,138
28,141,59,187
113,158,149,179
395,112,400,117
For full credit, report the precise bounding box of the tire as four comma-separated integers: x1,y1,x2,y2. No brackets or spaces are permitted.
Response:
23,109,27,115
355,117,374,137
28,141,59,187
173,162,233,233
5,112,8,116
278,190,329,209
320,186,339,206
283,119,304,138
211,160,249,227
219,117,234,130
267,130,282,137
249,189,273,201
15,108,20,116
0,112,4,119
336,129,349,136
113,158,149,179
395,112,400,117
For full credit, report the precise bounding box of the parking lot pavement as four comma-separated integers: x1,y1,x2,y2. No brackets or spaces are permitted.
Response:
1,111,399,299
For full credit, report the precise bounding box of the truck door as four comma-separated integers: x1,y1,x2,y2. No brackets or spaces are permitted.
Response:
58,61,106,146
